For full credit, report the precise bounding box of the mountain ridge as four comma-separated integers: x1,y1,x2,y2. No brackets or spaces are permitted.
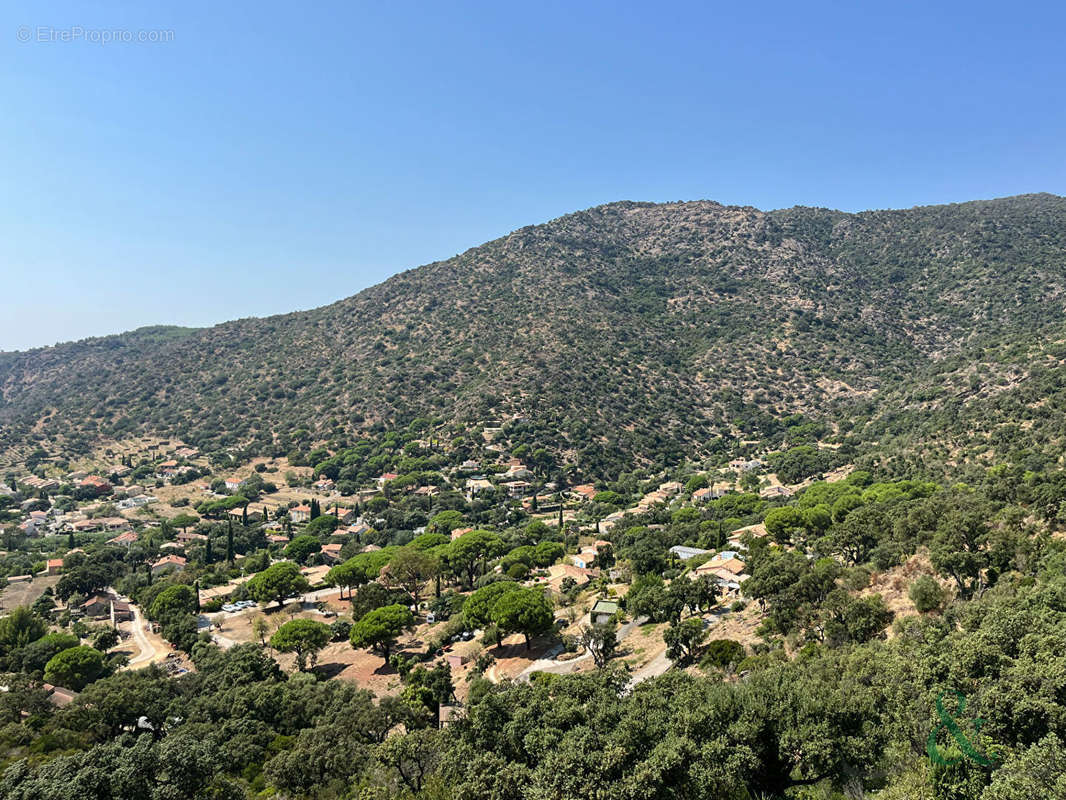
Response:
3,192,1066,479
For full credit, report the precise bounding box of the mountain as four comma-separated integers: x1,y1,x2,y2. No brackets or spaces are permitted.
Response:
3,193,1066,478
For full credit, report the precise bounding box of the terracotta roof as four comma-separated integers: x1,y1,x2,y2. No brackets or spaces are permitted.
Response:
152,554,187,569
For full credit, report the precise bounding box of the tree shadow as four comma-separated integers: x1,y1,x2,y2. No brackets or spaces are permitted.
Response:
312,661,348,679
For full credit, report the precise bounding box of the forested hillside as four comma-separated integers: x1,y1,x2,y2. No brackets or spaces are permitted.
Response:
2,193,1066,479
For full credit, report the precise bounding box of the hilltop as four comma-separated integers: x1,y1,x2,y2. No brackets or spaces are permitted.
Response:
3,193,1066,479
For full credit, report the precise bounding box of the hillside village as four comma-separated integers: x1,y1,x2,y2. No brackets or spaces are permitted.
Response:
0,419,884,710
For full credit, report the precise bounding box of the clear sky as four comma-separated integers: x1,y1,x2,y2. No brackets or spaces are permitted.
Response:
2,1,1065,351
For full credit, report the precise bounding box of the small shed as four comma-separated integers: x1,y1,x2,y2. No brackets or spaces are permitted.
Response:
589,599,619,625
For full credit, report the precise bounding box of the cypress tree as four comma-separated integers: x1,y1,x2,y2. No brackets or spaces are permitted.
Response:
227,520,235,563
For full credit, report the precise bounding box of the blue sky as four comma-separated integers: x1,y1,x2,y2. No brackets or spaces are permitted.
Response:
2,1,1065,350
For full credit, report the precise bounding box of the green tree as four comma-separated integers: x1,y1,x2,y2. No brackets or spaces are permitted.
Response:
247,561,310,608
149,584,198,622
170,513,199,532
664,617,706,665
270,618,331,671
577,622,617,668
349,604,415,662
0,606,47,653
18,632,80,672
463,581,520,628
489,587,553,650
44,645,106,690
448,529,504,587
764,506,806,546
386,547,439,607
284,534,321,564
909,574,947,613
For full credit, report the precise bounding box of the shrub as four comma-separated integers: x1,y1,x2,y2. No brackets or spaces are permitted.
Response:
909,575,946,613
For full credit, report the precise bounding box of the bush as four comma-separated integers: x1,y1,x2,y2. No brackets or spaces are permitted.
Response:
329,619,352,642
699,639,746,670
909,575,946,613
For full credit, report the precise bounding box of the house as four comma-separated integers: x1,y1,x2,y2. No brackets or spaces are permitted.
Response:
450,527,474,541
589,599,620,625
111,600,133,623
465,478,493,498
224,477,244,492
313,478,336,492
71,518,101,532
728,459,762,472
571,484,597,502
345,522,372,539
19,518,42,536
414,485,439,497
760,485,793,499
80,476,112,495
658,481,683,496
459,460,480,471
290,505,312,524
151,554,187,575
694,485,731,502
99,517,132,531
501,480,531,498
176,530,208,544
80,595,110,616
43,683,77,707
503,465,533,480
227,507,262,522
320,543,344,564
331,507,357,524
695,551,746,577
669,545,711,560
107,530,139,547
571,548,600,569
543,563,594,594
376,473,399,488
24,476,60,492
267,534,290,545
730,522,769,539
45,558,63,575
